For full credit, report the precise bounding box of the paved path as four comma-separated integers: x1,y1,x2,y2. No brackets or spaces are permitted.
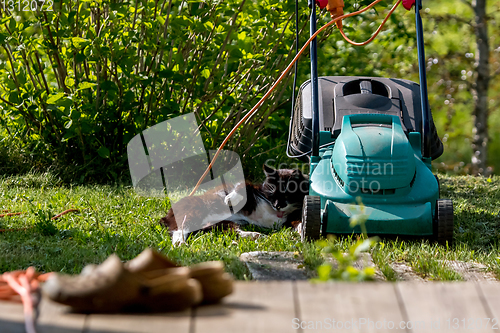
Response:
239,251,497,282
2,281,500,333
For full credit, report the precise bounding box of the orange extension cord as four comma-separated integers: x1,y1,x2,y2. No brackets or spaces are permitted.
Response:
0,269,53,333
189,0,403,196
0,208,78,332
0,1,403,332
338,0,402,46
0,209,80,232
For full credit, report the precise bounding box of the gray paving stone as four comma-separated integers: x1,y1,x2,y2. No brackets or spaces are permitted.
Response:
239,251,309,281
442,260,499,282
390,261,426,282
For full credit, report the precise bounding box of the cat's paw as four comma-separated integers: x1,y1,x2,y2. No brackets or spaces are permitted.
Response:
237,230,265,240
224,191,244,206
295,223,302,235
171,230,186,245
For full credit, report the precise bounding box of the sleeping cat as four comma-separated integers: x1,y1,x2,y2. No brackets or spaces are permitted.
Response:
159,164,309,243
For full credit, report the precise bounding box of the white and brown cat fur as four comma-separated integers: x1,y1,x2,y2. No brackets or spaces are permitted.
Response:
159,164,309,243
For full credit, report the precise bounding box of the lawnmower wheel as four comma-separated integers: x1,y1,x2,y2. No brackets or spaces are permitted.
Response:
301,195,321,242
435,199,454,246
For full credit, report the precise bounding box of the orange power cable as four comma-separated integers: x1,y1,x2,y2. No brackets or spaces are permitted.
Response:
339,0,402,46
1,269,53,333
0,209,80,233
51,208,80,220
189,0,401,196
0,212,24,218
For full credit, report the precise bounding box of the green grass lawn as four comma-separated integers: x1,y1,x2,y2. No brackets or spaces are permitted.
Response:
1,172,499,281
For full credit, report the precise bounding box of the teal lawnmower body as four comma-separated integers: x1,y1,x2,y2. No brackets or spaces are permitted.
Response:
311,113,437,237
288,0,453,244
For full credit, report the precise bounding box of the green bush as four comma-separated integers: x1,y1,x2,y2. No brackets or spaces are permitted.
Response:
0,0,308,182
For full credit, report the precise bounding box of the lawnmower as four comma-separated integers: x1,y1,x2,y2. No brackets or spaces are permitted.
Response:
288,0,454,244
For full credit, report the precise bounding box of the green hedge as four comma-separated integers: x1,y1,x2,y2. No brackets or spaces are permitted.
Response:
0,0,310,182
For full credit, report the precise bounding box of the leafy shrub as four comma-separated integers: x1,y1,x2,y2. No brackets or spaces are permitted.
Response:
0,0,308,182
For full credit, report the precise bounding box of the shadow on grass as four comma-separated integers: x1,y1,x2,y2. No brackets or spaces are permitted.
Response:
0,227,151,274
454,209,500,250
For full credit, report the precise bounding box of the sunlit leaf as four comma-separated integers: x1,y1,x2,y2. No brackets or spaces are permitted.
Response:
47,93,65,104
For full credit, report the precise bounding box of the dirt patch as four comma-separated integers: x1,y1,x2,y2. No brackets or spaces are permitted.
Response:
390,262,426,282
441,260,498,282
352,253,386,281
389,260,499,282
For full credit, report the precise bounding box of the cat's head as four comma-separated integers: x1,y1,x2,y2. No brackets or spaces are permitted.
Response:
261,164,309,214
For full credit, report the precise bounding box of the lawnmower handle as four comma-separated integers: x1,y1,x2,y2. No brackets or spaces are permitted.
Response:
342,113,399,128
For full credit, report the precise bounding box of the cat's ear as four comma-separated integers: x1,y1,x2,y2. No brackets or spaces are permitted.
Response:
263,164,276,176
